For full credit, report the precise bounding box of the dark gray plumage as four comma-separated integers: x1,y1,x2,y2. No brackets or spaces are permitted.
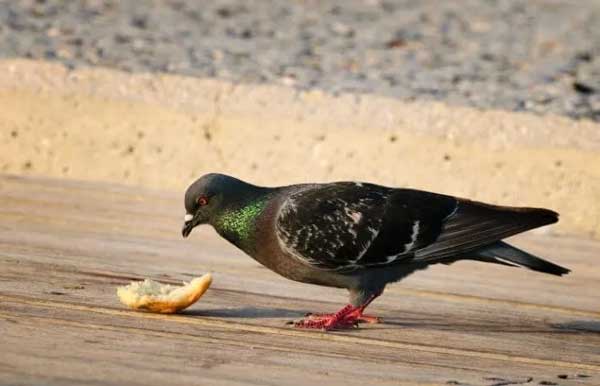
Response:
182,173,569,330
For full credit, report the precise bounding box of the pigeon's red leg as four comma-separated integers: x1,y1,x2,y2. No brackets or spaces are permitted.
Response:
294,304,356,330
294,293,382,330
305,305,381,323
343,293,382,324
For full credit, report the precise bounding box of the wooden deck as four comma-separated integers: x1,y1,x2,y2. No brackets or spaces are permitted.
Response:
1,174,599,386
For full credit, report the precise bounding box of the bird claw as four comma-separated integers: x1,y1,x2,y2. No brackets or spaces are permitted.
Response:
293,318,356,331
357,315,382,324
291,305,381,331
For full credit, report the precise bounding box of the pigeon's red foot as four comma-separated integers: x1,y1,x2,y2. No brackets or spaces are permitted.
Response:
306,311,382,324
347,312,382,324
293,304,381,331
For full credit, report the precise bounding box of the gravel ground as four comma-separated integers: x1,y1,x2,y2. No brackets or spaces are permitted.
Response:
1,0,600,121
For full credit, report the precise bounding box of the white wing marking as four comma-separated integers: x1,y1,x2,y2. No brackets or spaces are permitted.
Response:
403,221,420,252
375,220,421,265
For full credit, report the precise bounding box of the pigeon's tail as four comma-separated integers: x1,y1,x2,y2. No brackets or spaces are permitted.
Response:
474,241,570,276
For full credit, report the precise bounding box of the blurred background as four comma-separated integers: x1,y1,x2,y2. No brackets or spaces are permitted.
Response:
1,0,599,238
2,0,600,119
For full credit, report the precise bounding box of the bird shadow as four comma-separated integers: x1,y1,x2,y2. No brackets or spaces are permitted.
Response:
184,306,301,319
364,317,600,334
551,320,600,333
184,307,600,336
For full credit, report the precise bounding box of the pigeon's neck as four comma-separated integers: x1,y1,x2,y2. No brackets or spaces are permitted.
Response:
212,189,270,252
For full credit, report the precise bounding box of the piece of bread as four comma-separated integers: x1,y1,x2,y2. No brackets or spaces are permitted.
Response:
117,273,212,314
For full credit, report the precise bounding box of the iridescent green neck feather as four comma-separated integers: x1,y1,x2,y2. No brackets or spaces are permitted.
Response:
213,198,268,251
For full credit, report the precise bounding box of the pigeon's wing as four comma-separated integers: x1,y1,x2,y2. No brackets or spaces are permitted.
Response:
364,192,558,265
275,183,457,270
412,199,559,262
275,183,388,270
275,183,558,271
356,189,458,266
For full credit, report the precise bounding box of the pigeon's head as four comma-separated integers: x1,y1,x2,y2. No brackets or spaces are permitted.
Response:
182,173,248,238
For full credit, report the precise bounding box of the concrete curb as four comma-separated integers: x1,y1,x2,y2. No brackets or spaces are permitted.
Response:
1,59,599,238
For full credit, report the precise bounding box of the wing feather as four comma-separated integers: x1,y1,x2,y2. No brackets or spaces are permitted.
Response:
414,200,558,261
275,185,458,270
276,184,558,271
275,183,388,270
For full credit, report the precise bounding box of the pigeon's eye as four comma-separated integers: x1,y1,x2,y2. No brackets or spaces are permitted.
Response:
197,196,209,206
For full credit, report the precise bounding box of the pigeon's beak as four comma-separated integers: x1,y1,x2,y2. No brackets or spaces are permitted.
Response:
182,213,195,238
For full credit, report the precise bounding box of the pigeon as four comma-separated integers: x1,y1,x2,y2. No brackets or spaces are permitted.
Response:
182,173,569,330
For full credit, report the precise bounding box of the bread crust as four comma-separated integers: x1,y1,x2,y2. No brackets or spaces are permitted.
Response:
117,273,212,313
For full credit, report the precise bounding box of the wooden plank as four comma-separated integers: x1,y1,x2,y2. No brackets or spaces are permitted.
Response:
1,304,451,386
1,259,600,370
1,298,595,386
1,174,600,385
